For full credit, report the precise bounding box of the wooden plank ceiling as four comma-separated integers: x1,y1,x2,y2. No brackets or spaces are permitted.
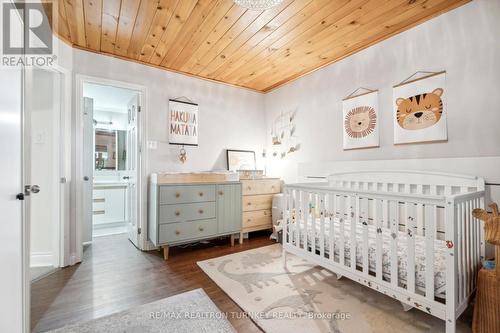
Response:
49,0,469,92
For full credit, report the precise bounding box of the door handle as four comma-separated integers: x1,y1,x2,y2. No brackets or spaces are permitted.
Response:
123,176,130,180
83,176,90,181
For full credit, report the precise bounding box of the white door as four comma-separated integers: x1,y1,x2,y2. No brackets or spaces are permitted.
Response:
0,67,25,333
126,95,140,247
25,68,63,272
82,97,94,243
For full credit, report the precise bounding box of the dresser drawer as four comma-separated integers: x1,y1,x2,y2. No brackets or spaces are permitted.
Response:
243,194,273,212
241,179,280,196
158,219,217,244
159,185,215,204
242,210,272,229
159,202,216,224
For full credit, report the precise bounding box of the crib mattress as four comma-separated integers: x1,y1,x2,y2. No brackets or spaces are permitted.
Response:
288,219,447,297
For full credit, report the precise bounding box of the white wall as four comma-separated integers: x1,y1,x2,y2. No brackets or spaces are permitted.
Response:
264,0,500,183
73,49,266,174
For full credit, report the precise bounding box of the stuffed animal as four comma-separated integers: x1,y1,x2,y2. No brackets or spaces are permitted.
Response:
473,203,500,247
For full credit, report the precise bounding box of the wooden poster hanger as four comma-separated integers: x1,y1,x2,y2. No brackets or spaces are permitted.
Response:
170,96,197,106
394,70,446,88
342,87,378,101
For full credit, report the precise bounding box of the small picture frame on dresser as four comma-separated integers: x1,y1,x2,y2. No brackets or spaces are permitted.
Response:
226,149,256,171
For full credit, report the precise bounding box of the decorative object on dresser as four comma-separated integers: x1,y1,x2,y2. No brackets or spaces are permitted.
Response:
148,172,241,260
471,202,500,333
240,177,281,244
226,149,256,171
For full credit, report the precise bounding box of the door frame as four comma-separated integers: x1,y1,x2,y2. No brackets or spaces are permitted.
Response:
75,74,148,261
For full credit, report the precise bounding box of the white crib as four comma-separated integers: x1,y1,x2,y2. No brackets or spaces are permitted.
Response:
282,171,485,333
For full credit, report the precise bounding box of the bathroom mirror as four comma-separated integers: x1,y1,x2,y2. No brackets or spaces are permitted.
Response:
95,129,127,170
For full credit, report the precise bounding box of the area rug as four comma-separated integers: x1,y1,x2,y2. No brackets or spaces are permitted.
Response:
47,288,236,333
197,244,471,333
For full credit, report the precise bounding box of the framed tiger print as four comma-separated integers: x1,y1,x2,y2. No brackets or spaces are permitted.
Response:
393,71,447,144
342,90,379,150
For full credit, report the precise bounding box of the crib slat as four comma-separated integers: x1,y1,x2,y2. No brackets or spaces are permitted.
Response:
329,194,335,262
362,197,369,276
470,200,477,287
416,203,424,236
424,204,436,300
284,189,289,245
339,196,346,267
319,193,325,258
375,199,383,281
445,200,458,317
458,201,464,304
416,185,424,235
296,191,302,249
304,192,310,253
465,200,471,294
479,196,485,261
311,193,317,255
390,200,398,287
351,195,358,271
406,203,415,293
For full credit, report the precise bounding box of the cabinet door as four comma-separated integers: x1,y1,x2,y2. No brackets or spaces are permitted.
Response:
217,184,241,234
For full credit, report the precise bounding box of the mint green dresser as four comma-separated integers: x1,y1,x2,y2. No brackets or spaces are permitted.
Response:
148,173,241,259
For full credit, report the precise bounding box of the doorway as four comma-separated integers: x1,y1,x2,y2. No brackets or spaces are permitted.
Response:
78,78,144,252
24,67,66,281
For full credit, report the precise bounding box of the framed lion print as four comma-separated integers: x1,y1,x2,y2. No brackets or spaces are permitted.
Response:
342,90,379,150
393,71,447,144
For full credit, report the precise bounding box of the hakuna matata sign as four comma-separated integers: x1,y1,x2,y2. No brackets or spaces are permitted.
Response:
168,99,198,146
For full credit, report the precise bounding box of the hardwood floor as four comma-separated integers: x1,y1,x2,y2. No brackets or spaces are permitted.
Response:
31,232,274,332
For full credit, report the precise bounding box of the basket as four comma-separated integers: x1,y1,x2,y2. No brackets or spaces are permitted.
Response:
472,269,500,333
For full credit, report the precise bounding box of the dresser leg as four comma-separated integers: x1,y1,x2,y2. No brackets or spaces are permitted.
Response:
163,246,169,260
230,234,235,247
239,232,244,244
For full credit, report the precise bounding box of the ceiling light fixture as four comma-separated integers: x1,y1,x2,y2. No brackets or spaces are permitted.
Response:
234,0,284,11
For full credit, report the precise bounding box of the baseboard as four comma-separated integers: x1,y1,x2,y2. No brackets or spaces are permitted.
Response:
30,252,54,267
68,252,80,266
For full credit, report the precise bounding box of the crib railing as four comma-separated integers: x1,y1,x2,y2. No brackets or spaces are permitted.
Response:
283,183,484,322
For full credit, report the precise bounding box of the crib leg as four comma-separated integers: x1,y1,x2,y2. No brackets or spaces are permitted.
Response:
336,273,343,280
400,302,413,312
445,318,456,333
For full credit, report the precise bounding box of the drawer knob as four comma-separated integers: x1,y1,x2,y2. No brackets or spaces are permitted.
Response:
247,186,251,190
247,219,251,222
198,209,204,214
175,230,180,235
264,211,267,216
175,211,180,216
218,191,224,195
247,202,251,206
199,192,203,197
199,226,204,232
175,193,180,198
